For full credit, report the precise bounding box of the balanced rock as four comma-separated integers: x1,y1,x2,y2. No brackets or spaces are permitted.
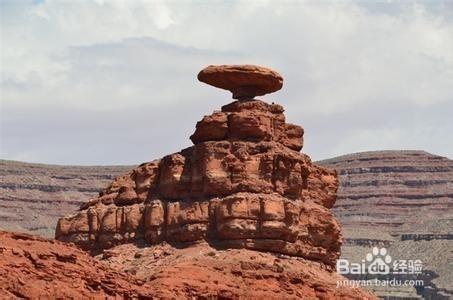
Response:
56,65,341,268
198,64,283,99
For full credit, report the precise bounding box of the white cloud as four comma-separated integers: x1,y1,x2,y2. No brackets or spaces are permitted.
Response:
1,0,452,164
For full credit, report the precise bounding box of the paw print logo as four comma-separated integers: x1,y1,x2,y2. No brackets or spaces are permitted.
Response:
366,247,392,274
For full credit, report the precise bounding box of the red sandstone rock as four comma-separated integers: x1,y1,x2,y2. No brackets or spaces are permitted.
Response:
50,64,372,297
198,65,283,99
190,100,303,151
56,98,339,266
0,231,376,299
0,231,152,298
98,242,376,299
2,152,450,298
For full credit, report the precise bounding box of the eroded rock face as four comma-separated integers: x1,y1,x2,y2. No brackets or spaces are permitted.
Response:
0,231,153,298
96,242,376,299
56,98,341,266
0,231,375,299
198,65,283,99
190,100,304,151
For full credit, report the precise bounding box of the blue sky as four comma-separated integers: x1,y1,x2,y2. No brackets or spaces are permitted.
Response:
1,0,452,165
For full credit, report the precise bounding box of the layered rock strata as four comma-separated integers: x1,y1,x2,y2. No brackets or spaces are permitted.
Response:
56,65,341,267
319,150,453,299
0,160,130,237
318,150,453,237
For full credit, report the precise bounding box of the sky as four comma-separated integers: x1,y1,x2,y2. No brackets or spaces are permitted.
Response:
1,0,452,165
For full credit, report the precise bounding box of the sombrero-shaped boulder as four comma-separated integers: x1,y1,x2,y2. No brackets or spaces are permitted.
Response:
198,64,283,100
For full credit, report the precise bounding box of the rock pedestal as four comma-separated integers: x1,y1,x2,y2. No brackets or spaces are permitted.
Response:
56,65,342,267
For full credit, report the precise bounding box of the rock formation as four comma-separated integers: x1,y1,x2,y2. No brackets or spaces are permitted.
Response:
56,65,341,268
198,65,283,99
0,64,379,298
1,230,373,299
0,231,153,298
3,149,451,298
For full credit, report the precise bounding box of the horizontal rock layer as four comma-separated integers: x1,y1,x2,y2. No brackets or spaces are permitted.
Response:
191,100,303,151
56,192,340,266
0,160,130,237
78,140,335,209
318,150,453,234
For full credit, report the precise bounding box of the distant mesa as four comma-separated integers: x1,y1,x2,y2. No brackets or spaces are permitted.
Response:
197,64,283,100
